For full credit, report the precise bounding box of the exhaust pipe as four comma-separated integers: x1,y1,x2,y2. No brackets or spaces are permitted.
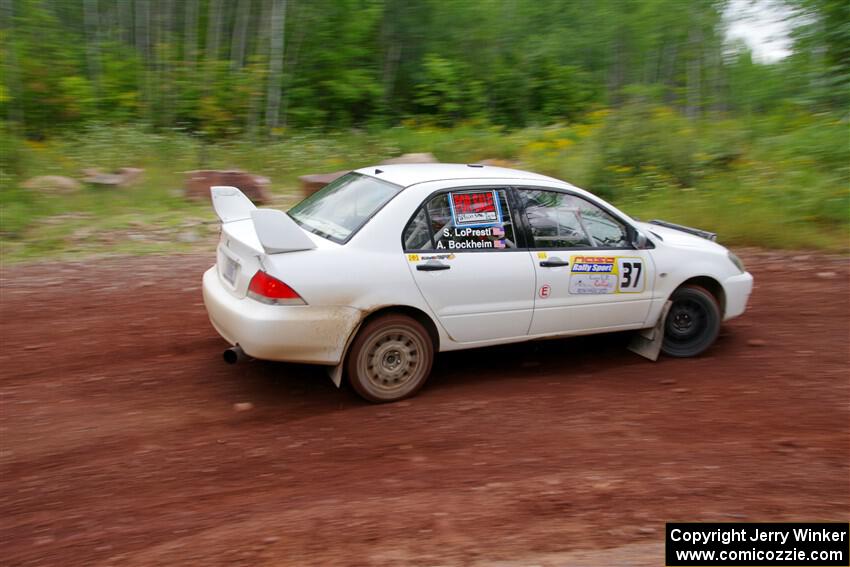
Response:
223,345,247,364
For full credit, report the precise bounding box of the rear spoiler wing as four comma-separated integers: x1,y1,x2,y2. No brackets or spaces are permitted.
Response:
211,186,316,254
649,219,717,242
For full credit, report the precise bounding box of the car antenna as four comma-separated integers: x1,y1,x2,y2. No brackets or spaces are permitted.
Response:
375,168,383,174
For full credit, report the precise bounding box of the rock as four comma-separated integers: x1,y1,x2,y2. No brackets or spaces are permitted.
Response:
117,167,144,186
184,170,270,204
671,388,691,394
233,402,254,412
659,378,677,385
747,339,767,347
380,152,438,165
177,230,200,243
21,175,81,194
298,170,350,198
815,271,836,279
81,167,145,187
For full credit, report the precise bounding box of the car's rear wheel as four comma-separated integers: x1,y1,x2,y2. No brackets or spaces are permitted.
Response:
661,285,721,358
346,314,434,403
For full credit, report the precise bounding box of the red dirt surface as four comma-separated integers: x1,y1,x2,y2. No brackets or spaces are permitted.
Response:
1,250,848,566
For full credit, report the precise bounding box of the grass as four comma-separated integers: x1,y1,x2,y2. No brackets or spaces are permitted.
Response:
1,107,847,264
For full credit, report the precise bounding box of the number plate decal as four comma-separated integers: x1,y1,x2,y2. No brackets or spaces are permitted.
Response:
616,258,644,293
221,256,239,286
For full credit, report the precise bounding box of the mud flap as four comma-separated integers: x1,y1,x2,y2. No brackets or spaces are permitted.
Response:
326,363,344,388
628,301,671,361
325,317,366,388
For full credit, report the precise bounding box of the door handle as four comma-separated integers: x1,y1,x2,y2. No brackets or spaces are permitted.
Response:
417,262,451,271
539,259,569,268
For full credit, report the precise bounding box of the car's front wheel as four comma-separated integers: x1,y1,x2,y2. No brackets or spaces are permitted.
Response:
346,314,434,403
661,285,721,357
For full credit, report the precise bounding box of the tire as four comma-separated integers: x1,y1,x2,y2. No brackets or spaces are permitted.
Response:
661,285,721,358
345,314,434,403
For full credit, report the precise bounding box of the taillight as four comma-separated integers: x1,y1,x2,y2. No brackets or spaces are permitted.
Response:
247,271,306,305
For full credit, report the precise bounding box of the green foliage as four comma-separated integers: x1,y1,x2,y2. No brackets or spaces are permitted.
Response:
1,0,848,260
1,104,847,262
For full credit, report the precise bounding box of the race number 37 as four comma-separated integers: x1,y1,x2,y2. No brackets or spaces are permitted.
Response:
617,258,644,292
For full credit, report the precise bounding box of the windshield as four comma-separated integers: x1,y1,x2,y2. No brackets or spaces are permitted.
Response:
288,173,402,243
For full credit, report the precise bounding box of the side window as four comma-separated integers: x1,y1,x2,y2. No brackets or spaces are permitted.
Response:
518,189,628,249
402,189,517,251
403,208,431,250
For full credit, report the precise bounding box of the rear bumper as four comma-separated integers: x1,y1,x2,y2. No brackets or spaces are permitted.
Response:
202,267,362,365
723,271,754,320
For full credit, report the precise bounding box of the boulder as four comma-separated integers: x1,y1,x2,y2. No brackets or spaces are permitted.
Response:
380,152,438,165
81,167,145,187
184,170,270,204
298,170,350,198
21,176,81,194
117,167,144,186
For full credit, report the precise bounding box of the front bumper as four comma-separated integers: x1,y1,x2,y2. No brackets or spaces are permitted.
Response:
202,267,362,365
723,271,754,320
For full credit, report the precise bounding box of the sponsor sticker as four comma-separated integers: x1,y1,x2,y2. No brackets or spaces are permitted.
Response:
569,255,645,294
569,273,618,294
448,190,503,228
420,253,456,261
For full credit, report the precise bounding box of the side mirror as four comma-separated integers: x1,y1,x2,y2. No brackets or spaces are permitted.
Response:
632,231,649,249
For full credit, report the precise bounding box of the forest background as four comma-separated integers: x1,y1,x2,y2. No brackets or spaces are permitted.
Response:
1,0,847,261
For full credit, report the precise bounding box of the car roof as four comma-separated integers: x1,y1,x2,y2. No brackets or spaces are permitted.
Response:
353,163,561,188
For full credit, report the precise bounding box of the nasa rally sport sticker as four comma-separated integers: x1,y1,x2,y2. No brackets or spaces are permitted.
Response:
569,255,645,294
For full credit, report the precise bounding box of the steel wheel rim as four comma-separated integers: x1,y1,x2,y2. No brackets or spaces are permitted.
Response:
358,325,426,394
665,298,707,345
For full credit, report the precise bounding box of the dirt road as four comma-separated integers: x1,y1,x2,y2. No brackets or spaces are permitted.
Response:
1,250,848,566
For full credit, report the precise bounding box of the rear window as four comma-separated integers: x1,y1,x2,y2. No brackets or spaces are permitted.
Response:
288,173,402,243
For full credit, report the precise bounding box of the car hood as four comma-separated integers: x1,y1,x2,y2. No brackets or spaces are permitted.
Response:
636,221,727,253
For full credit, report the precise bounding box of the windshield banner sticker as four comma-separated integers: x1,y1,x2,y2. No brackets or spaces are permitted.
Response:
448,190,503,228
569,256,645,294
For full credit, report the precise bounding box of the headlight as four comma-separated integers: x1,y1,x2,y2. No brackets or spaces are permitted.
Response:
728,252,745,273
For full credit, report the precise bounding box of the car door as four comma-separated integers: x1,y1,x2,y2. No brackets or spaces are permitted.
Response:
403,187,536,343
515,187,655,336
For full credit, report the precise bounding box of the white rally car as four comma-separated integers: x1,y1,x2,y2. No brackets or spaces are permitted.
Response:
203,164,753,402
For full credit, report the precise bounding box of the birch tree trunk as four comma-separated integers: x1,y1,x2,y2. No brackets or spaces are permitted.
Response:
205,0,223,82
265,0,286,133
1,0,24,131
184,0,198,66
230,0,251,70
686,7,702,119
118,0,132,45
